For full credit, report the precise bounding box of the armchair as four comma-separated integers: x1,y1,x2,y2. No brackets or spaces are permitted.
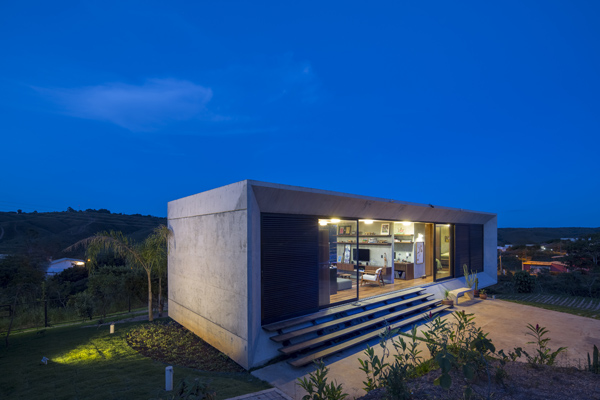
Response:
361,268,384,286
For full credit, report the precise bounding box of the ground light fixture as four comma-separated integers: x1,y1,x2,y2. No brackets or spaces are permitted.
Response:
165,366,173,391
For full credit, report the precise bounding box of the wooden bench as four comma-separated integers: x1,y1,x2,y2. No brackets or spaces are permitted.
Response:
448,287,474,304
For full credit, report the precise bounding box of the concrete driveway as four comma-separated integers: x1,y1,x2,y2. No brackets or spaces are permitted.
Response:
252,298,600,400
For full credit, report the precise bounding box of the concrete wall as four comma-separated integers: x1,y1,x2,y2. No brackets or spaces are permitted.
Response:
168,181,251,368
481,215,498,287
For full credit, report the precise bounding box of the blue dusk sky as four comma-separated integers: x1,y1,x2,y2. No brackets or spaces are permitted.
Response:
1,1,598,228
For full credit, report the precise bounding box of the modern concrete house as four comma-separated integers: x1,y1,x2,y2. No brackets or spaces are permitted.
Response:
168,180,497,369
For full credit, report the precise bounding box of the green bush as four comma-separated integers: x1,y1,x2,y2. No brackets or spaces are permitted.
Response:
69,291,95,320
297,360,348,400
513,271,535,293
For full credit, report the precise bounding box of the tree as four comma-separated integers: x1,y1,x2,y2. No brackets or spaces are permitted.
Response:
66,225,169,321
0,254,46,347
564,234,600,270
88,271,122,318
151,227,169,317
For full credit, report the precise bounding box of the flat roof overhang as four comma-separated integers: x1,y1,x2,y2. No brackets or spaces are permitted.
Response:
248,180,495,225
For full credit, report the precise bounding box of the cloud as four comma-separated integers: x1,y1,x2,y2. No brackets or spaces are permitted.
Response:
40,79,213,131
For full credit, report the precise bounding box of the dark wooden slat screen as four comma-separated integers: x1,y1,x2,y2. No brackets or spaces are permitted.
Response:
261,213,319,325
454,224,470,277
470,224,484,273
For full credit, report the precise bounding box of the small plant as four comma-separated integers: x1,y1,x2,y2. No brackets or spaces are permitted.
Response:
441,290,454,306
523,323,567,366
463,264,476,289
358,324,426,399
154,378,216,400
423,311,499,398
422,315,451,357
297,360,348,400
358,345,389,392
587,344,599,374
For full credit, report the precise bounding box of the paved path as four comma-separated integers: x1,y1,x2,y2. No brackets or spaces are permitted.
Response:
225,388,292,400
251,298,600,400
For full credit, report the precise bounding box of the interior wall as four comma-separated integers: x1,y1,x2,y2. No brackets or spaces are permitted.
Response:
413,223,427,277
425,223,434,276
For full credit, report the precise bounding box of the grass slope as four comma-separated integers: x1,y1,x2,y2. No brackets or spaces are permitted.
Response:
496,294,600,320
0,211,166,258
0,319,270,399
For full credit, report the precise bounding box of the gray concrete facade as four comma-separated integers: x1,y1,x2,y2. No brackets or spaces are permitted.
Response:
168,180,497,369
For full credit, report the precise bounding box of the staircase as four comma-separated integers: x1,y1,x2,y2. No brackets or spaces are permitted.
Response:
262,287,449,367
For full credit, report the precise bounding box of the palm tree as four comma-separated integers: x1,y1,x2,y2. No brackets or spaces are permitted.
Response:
66,225,170,321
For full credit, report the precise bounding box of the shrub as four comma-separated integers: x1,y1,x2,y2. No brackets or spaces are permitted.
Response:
297,360,348,400
69,291,95,320
513,271,535,293
523,323,566,366
357,324,423,400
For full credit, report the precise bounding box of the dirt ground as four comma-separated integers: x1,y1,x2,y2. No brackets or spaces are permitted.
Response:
358,361,600,399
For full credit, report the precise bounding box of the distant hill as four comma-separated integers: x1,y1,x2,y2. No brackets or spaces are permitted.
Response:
2,210,598,257
0,210,166,259
498,227,600,245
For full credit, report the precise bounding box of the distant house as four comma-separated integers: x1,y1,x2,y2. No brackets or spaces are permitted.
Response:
47,258,85,275
497,245,513,252
522,261,568,274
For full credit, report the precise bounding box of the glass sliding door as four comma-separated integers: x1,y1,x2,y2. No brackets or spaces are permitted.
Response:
434,224,453,280
318,218,358,307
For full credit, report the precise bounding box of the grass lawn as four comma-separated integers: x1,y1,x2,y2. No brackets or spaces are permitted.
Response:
0,319,271,399
496,294,600,320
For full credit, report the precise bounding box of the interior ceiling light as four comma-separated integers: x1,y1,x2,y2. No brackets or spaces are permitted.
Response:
330,218,341,223
363,219,374,224
319,220,328,226
402,221,411,226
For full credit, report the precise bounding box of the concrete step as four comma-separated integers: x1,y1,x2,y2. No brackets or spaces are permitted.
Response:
271,293,433,343
262,287,425,332
279,298,440,355
289,304,450,367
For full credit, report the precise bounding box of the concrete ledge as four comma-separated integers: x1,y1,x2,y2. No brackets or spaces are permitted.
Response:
448,287,474,304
